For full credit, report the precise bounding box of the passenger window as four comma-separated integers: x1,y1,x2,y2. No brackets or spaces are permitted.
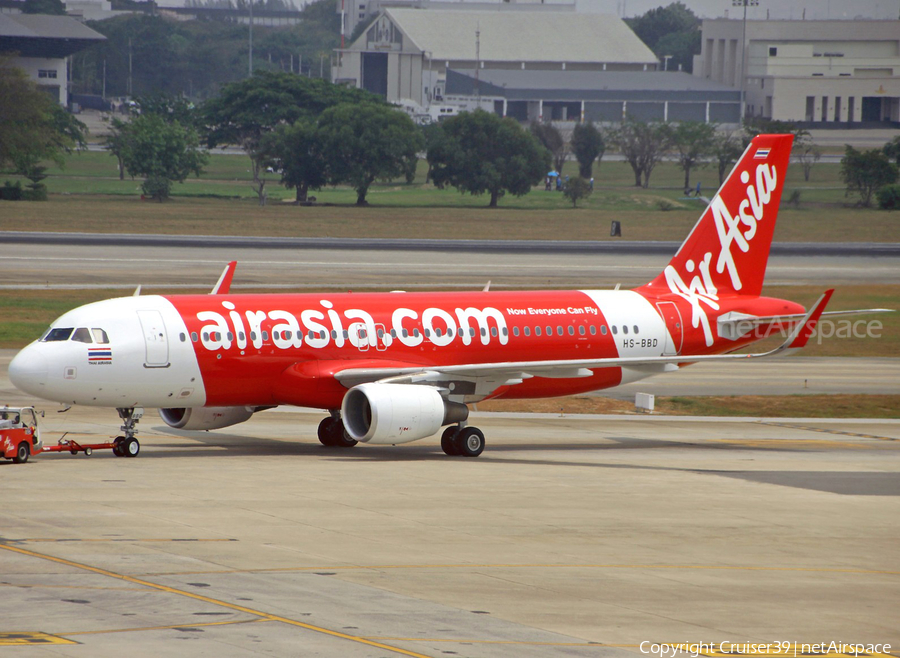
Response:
589,325,596,335
43,327,73,342
634,325,639,334
623,326,629,335
524,326,531,337
227,332,234,341
568,326,575,336
179,332,187,342
502,327,508,336
557,326,563,336
434,328,441,338
469,328,476,337
601,325,608,335
262,331,269,341
513,327,520,337
202,332,209,341
333,330,339,339
413,329,420,338
191,332,198,342
238,332,245,342
72,327,93,343
91,328,109,344
579,326,585,336
378,328,385,338
546,326,552,336
402,328,409,338
250,331,257,341
447,328,454,337
612,326,618,335
424,329,431,338
491,327,497,337
535,326,541,336
343,330,349,339
481,327,487,337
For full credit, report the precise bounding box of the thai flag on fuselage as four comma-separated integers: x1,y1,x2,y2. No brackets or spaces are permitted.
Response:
88,347,112,363
754,147,771,159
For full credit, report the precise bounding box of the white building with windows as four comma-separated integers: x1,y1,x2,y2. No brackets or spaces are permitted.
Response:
693,19,900,125
0,13,105,106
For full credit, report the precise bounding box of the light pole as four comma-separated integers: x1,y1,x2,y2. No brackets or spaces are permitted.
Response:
732,0,759,123
662,55,672,71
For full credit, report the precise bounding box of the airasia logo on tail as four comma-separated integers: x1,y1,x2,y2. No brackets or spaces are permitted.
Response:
664,162,778,346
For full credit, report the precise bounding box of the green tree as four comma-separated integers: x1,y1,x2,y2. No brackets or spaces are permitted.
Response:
670,121,716,190
883,135,900,167
571,122,605,179
712,130,744,185
608,116,672,188
0,63,86,199
563,176,592,208
118,114,208,201
202,71,378,204
317,103,422,206
530,122,567,174
626,2,700,72
258,118,326,203
428,110,550,208
795,140,821,182
840,146,899,208
23,0,66,14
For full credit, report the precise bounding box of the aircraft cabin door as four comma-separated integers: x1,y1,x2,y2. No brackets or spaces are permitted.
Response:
137,310,170,367
656,301,683,356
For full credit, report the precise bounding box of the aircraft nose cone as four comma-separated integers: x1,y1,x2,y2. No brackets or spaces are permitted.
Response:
8,347,49,396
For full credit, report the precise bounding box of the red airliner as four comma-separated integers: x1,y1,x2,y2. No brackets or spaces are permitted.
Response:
7,134,849,458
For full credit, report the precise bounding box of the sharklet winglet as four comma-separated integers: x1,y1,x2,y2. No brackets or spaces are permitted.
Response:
211,261,237,295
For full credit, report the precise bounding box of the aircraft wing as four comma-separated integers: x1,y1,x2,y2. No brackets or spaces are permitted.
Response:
334,290,834,389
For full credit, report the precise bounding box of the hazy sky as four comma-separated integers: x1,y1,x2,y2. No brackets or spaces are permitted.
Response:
577,0,900,19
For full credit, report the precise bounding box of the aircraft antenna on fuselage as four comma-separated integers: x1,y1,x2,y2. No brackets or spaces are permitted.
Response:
211,261,238,295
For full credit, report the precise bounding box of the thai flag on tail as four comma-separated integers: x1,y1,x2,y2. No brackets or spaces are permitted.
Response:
88,348,112,363
754,147,771,159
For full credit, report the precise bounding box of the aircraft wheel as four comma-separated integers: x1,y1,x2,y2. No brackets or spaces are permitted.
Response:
332,422,358,448
122,437,140,458
13,442,30,463
455,427,485,458
441,426,460,456
317,418,338,446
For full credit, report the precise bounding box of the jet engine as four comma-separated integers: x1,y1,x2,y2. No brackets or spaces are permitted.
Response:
341,383,468,445
158,406,255,431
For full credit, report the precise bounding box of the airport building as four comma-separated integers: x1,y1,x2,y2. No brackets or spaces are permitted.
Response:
444,68,740,123
332,7,659,108
0,12,105,106
693,19,900,125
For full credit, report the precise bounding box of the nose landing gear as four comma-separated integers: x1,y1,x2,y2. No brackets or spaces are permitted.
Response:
113,407,143,458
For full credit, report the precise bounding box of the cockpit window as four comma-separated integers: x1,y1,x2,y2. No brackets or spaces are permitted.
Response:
92,328,109,344
43,327,74,342
72,328,93,343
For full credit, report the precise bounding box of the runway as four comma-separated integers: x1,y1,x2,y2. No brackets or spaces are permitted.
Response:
2,239,899,290
1,400,898,656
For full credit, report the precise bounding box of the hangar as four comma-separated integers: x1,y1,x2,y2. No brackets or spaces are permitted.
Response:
332,7,658,107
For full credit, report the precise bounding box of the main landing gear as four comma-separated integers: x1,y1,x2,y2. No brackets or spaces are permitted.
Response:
317,412,358,448
440,424,485,458
112,407,142,458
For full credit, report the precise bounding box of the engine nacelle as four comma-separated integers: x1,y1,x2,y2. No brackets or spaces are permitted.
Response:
341,383,467,445
158,406,255,431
